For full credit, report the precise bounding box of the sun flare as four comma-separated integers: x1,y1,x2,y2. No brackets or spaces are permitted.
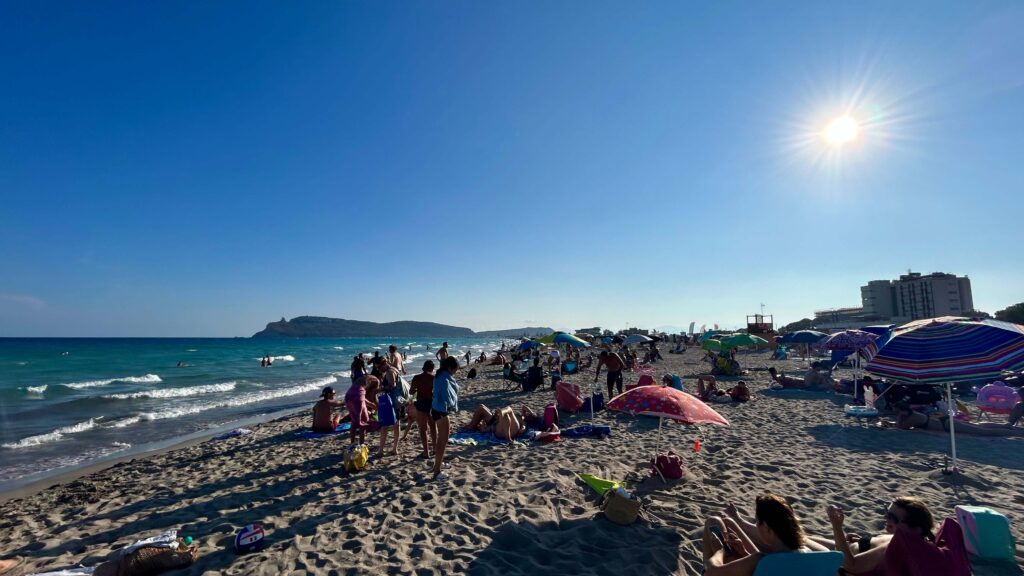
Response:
822,116,860,146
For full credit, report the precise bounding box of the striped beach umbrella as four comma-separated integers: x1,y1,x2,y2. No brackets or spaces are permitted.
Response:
865,317,1024,384
865,316,1024,472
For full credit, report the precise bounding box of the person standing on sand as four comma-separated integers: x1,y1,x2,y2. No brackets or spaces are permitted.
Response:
379,359,404,456
436,342,449,362
410,360,437,459
463,350,471,366
431,356,460,480
345,378,370,445
389,345,405,375
595,350,625,397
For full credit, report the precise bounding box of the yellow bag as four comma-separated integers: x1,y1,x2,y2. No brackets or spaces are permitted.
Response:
343,444,369,472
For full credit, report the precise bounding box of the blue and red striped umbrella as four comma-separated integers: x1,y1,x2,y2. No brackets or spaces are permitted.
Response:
865,317,1024,384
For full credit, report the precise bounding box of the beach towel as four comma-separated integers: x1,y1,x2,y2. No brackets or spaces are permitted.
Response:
296,422,352,439
752,551,842,575
883,520,971,576
212,428,253,441
955,505,1015,561
561,424,611,438
448,431,524,446
556,380,584,413
30,567,96,576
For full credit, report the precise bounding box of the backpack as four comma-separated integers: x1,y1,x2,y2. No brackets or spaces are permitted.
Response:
543,403,559,430
651,451,684,480
395,376,411,405
343,444,369,472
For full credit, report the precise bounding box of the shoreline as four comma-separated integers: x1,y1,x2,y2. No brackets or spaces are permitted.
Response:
0,405,308,504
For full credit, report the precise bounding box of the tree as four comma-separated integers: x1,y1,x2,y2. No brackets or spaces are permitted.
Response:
963,310,991,319
780,318,814,333
995,303,1024,324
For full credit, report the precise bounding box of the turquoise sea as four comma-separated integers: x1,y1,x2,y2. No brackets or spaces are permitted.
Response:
0,337,506,488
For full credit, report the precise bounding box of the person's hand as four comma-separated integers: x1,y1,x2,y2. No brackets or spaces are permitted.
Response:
827,505,845,528
723,528,745,556
846,533,861,544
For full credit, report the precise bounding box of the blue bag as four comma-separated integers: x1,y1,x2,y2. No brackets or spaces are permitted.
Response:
377,393,396,426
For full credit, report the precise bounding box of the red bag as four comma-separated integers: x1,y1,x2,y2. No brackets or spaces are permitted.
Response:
651,451,684,480
543,403,559,430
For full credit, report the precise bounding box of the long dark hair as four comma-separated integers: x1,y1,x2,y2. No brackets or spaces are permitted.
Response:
892,497,935,541
441,356,459,373
755,493,806,550
351,355,365,373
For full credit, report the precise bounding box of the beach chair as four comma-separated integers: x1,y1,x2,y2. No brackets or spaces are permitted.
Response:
752,551,841,576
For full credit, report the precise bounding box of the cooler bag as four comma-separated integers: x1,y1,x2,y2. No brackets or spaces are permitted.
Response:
954,505,1015,561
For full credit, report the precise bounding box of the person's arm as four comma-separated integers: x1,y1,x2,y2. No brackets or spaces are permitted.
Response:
594,360,602,381
705,551,763,576
828,505,886,573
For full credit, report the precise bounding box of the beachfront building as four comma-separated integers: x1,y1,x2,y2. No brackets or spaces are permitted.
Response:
576,327,602,336
813,271,975,330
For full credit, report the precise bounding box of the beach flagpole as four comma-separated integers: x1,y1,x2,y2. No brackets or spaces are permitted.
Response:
946,382,958,473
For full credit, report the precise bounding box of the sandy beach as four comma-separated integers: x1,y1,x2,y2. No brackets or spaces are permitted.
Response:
1,347,1021,575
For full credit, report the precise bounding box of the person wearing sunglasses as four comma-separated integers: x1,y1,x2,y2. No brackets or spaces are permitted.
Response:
827,496,936,575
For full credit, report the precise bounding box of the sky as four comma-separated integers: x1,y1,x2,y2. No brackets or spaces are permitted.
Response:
1,1,1023,337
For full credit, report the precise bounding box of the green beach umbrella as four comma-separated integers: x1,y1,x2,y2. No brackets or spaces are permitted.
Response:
536,331,591,348
722,334,769,348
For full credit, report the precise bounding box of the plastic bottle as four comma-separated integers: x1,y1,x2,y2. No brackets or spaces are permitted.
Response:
864,386,875,408
694,438,701,452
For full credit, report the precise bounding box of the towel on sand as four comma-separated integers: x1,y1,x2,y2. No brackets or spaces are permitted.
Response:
296,422,352,439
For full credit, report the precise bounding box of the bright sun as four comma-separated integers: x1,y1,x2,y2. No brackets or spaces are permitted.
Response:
822,116,860,146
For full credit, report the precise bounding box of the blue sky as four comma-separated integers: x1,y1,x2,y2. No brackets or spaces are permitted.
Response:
2,1,1022,336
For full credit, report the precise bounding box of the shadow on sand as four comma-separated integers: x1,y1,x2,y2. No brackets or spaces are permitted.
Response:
466,517,683,576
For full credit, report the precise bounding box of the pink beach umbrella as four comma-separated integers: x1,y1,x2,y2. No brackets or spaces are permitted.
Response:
608,385,729,451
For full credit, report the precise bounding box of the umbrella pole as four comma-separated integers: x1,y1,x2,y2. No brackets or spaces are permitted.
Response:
657,416,663,453
946,383,958,474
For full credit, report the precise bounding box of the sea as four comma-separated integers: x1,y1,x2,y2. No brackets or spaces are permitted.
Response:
0,336,508,489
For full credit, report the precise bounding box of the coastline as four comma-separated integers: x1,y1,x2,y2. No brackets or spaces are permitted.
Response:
1,347,1021,574
0,406,308,504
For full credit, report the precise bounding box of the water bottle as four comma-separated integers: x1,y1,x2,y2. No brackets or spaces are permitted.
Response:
864,386,875,408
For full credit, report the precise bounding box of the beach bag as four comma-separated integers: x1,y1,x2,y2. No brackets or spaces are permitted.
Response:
601,489,641,526
543,403,559,430
556,381,583,413
955,505,1015,561
467,368,477,379
637,374,655,387
396,376,411,405
343,444,369,472
377,393,396,426
651,451,684,480
581,392,605,413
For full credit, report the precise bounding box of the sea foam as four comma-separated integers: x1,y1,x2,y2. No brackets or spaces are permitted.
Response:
2,418,100,449
65,374,163,389
104,381,237,400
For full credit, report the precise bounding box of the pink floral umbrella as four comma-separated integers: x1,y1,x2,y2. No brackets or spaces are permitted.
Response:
608,385,729,450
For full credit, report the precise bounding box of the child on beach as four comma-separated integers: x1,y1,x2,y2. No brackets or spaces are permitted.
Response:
431,356,460,480
346,375,376,445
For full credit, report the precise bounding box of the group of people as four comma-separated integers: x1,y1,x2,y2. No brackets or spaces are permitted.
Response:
259,354,274,368
703,493,966,576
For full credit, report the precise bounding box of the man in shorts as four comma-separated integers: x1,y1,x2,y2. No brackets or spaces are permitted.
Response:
409,360,437,459
595,350,626,397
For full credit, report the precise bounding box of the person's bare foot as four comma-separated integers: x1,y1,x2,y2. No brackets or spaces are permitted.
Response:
0,557,25,576
725,502,741,522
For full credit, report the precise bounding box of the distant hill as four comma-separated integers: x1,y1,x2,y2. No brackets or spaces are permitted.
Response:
253,316,474,338
474,327,554,338
252,316,550,338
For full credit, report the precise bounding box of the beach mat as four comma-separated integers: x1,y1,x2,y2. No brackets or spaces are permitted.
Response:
296,422,351,439
448,431,520,446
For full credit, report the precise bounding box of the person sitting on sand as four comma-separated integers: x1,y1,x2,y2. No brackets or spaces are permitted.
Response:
503,362,521,383
767,367,807,389
312,386,344,433
881,402,1024,436
662,373,684,392
696,375,720,401
703,493,817,575
727,380,751,403
477,351,487,364
463,404,525,441
827,496,963,576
